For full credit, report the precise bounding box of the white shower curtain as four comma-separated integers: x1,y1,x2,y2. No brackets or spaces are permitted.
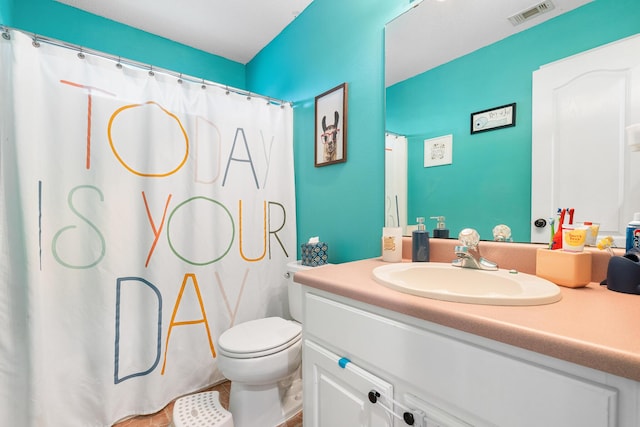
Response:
0,29,296,426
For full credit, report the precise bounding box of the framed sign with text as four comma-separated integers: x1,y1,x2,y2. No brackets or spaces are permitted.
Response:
470,103,516,134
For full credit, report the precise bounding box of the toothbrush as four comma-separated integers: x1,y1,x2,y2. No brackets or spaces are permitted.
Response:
551,208,566,250
548,217,555,250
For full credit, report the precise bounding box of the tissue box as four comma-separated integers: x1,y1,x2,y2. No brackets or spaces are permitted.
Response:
536,248,592,288
301,242,328,266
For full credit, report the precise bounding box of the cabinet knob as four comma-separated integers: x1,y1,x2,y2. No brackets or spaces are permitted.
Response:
534,218,547,228
403,411,415,425
368,390,416,425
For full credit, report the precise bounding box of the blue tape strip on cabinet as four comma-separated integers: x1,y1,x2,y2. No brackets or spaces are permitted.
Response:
338,357,351,368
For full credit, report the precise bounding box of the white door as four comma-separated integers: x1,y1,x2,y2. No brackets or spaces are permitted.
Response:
303,340,394,427
385,133,408,231
531,34,640,245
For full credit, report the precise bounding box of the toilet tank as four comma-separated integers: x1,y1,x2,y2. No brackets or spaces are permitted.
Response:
286,261,312,322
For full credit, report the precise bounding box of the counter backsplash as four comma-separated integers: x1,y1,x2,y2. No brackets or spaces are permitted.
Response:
401,237,623,284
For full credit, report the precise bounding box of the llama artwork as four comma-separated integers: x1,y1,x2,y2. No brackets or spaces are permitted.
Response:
321,111,340,163
314,83,347,167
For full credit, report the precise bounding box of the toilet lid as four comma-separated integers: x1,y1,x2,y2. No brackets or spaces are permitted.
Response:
218,317,301,358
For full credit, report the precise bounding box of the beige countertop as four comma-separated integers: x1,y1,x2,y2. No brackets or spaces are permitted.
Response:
294,240,640,382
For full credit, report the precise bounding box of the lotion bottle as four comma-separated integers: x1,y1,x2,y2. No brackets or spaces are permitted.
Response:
412,217,430,262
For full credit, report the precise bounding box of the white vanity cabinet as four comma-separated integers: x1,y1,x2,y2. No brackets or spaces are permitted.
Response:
302,288,640,427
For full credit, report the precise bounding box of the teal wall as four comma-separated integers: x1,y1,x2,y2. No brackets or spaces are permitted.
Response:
0,0,10,25
3,0,245,88
247,0,408,262
386,0,640,242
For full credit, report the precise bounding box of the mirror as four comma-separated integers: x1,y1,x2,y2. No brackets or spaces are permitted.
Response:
385,0,639,242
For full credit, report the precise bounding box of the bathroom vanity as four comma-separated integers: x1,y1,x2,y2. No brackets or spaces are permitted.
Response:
294,244,640,427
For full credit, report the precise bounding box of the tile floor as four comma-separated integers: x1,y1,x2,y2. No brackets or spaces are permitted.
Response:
111,380,303,427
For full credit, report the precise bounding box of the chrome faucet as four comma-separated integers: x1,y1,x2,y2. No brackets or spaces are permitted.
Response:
452,228,498,271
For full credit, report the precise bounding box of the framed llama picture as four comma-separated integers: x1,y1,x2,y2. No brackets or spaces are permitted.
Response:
315,83,347,167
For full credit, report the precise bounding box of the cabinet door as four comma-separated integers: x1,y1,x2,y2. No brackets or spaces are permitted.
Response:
303,339,394,427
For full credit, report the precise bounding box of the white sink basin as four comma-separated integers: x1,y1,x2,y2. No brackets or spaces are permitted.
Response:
372,262,561,306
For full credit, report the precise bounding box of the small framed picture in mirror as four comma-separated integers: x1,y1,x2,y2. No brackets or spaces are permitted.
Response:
470,103,516,134
315,83,348,166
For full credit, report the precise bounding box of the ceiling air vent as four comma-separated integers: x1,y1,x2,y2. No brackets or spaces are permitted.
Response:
508,0,556,26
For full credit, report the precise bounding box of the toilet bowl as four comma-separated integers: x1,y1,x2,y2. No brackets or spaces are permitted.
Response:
216,261,311,427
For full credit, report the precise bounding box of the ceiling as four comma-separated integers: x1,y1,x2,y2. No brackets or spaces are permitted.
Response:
385,0,593,86
56,0,591,84
56,0,314,64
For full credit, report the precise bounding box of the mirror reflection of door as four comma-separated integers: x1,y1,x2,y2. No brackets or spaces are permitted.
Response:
531,34,640,245
385,133,408,232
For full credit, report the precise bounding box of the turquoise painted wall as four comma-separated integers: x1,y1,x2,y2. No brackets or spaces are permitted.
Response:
386,0,640,242
0,0,11,25
3,0,245,88
247,0,408,262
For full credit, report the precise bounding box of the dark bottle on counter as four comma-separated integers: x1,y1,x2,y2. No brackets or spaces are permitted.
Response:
412,217,430,262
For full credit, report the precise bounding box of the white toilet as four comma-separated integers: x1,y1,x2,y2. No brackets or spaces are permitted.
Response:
216,260,311,427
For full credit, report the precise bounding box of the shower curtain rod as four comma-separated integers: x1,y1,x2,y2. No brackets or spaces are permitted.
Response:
0,25,293,108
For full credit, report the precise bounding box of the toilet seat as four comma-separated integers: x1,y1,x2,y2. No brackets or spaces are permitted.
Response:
218,317,301,359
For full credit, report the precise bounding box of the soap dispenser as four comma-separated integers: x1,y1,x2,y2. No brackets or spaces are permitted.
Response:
430,216,450,239
412,217,430,262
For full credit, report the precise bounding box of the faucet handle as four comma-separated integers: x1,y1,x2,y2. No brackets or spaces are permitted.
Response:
458,228,480,248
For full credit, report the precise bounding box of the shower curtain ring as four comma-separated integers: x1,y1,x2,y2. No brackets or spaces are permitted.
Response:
77,49,85,59
2,29,10,41
32,36,40,48
148,66,155,77
116,57,122,69
201,79,206,90
177,74,183,84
